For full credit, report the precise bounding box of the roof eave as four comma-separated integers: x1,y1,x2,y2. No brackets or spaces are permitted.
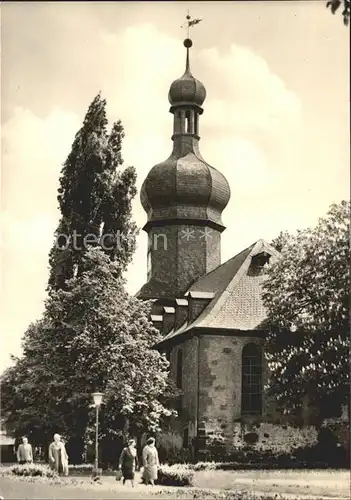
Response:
154,326,268,350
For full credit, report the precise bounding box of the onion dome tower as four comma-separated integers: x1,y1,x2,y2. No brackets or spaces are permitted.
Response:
137,37,231,301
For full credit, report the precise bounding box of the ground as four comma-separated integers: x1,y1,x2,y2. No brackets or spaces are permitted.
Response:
0,470,349,500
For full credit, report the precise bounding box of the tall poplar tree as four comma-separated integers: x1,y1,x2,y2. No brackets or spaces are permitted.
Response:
48,93,137,290
1,95,174,463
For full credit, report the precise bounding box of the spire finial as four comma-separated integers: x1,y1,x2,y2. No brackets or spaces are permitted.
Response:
181,11,203,37
183,38,192,73
181,12,202,75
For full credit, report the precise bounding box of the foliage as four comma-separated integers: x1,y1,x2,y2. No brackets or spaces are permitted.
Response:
155,488,299,500
11,464,58,478
326,0,350,25
157,464,195,486
263,201,350,416
270,230,290,252
1,249,173,448
48,93,137,290
156,430,184,465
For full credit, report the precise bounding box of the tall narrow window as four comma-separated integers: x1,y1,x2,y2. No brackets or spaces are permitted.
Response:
147,249,152,280
176,350,183,389
241,343,262,415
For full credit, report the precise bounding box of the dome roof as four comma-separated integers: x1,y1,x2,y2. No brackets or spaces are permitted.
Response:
140,152,230,229
168,39,206,108
168,74,206,107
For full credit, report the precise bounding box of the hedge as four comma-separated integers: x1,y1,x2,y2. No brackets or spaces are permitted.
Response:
11,464,58,478
157,464,195,487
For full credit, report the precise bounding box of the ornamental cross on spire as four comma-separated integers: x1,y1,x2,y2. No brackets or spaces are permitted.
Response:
181,11,202,38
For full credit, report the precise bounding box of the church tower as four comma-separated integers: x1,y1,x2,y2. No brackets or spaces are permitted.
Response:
138,37,230,301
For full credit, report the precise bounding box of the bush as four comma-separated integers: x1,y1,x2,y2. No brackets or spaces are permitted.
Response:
68,464,94,475
157,464,194,487
11,464,58,478
192,461,217,471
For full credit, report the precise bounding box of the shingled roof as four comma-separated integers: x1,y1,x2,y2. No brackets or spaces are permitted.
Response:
157,239,280,346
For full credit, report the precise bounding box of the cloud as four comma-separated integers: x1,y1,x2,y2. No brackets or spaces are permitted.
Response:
1,107,81,369
198,45,301,136
2,107,80,216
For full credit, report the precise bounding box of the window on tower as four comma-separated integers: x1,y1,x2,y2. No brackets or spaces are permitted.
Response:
241,343,262,416
147,249,152,281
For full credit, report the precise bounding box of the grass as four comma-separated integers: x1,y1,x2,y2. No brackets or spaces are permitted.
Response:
194,469,350,498
0,468,349,500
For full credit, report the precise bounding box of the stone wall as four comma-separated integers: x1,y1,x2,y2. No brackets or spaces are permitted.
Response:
169,336,199,441
198,334,266,424
165,333,348,460
148,224,221,298
232,422,318,454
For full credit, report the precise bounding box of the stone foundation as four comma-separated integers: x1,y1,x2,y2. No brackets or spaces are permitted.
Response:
205,420,318,455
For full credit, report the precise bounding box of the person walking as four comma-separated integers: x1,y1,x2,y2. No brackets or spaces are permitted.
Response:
16,437,33,464
142,437,159,486
48,433,69,476
118,439,138,487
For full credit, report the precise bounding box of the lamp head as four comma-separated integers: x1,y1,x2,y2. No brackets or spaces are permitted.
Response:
92,392,104,407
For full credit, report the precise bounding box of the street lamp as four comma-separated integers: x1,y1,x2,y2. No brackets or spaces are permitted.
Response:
92,392,103,477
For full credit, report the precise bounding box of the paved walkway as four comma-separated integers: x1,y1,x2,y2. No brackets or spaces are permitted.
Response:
0,477,153,500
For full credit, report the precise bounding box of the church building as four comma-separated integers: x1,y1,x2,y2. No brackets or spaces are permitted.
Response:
136,36,314,459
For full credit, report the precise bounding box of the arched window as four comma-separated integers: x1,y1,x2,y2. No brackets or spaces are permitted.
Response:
241,343,262,415
176,350,183,389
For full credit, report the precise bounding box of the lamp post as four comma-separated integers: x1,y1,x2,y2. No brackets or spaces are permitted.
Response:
92,392,103,477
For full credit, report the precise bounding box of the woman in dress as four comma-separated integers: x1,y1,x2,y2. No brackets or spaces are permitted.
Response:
118,439,138,487
48,433,69,476
142,437,159,486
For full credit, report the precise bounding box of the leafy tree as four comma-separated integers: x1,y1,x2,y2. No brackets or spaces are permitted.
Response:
271,230,290,252
262,201,350,419
48,93,137,290
1,96,173,463
1,249,172,456
326,0,350,25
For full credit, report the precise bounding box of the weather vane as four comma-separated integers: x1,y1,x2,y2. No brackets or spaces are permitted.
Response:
181,11,202,39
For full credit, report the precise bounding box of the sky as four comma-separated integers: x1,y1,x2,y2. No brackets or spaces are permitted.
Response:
1,1,349,372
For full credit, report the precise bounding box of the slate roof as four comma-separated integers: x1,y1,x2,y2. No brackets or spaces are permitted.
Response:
157,239,280,346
